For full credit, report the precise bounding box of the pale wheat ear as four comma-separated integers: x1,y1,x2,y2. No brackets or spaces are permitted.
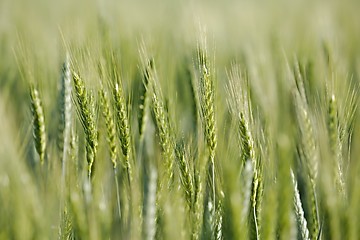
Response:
72,70,98,179
58,53,72,172
30,84,46,165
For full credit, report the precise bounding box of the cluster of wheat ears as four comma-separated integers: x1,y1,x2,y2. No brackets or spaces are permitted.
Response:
17,31,358,240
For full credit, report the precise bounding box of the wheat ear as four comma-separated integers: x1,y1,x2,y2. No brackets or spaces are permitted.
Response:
113,82,132,182
30,85,46,165
327,94,345,196
294,91,319,240
59,54,72,174
99,88,118,169
72,71,98,179
197,39,218,238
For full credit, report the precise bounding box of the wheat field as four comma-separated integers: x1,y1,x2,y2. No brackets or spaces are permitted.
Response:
1,0,360,239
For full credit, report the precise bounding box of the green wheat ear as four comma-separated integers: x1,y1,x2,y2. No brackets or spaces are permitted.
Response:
294,91,319,240
197,36,218,238
226,66,262,238
99,88,117,169
72,71,98,178
139,46,175,188
113,82,132,181
327,94,345,196
30,84,46,165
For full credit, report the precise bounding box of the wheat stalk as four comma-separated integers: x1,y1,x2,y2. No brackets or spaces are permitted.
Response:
143,165,158,240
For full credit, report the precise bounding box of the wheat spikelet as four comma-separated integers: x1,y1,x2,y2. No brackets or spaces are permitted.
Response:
30,85,46,165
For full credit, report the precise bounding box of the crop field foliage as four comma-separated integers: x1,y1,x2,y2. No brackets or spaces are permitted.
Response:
1,0,360,239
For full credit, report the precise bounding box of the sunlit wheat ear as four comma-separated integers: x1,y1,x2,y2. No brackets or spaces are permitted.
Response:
30,84,46,165
113,82,132,181
291,170,310,240
99,88,117,169
327,94,345,196
58,53,72,173
72,71,98,178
